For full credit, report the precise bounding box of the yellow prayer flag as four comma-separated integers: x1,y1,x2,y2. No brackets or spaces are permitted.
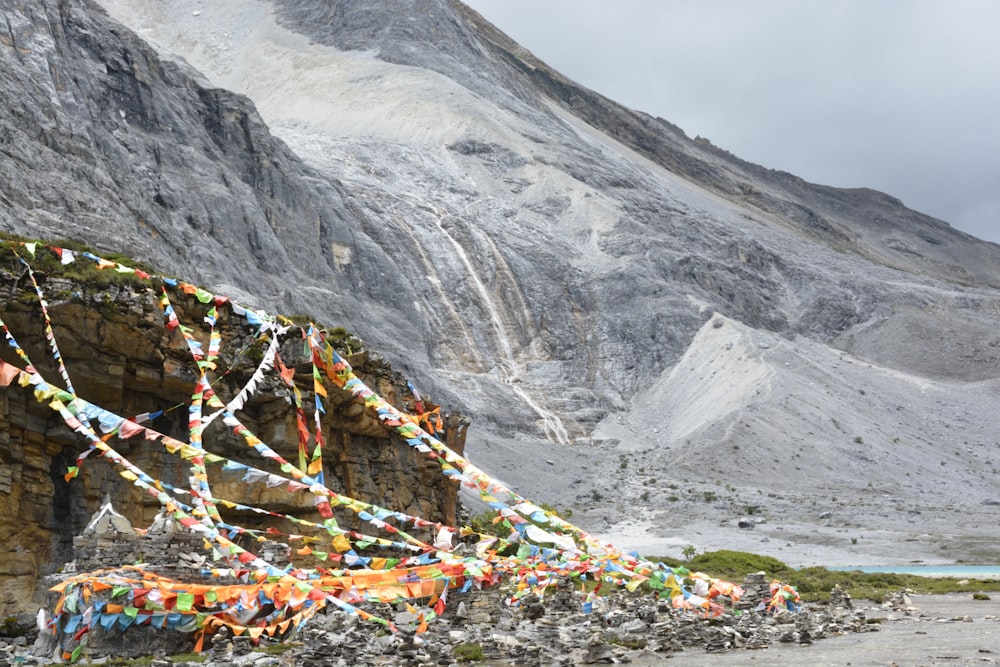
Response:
331,534,351,552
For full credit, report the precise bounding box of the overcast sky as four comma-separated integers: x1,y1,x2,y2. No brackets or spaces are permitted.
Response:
464,0,1000,244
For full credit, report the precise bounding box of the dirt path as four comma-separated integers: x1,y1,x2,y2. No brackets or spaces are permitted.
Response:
652,593,1000,667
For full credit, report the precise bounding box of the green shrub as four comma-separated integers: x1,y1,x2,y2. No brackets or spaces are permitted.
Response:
468,509,507,538
686,550,791,580
454,641,485,662
645,549,1000,603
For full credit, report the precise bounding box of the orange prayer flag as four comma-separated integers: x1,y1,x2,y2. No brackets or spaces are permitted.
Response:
376,589,398,603
0,360,21,387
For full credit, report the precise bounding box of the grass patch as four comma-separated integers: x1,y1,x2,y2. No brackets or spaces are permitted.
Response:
607,636,647,649
467,503,573,540
454,641,485,662
0,234,161,292
687,550,792,580
647,549,1000,603
0,615,30,638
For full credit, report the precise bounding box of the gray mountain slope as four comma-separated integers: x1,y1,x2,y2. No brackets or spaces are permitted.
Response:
4,0,1000,563
268,0,1000,291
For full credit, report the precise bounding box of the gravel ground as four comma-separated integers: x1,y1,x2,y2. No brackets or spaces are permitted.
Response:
658,593,1000,667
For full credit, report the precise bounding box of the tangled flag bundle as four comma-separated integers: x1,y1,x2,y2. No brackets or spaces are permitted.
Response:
0,240,797,661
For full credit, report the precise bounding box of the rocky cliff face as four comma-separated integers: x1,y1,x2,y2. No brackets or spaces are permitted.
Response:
0,0,420,353
0,255,466,615
3,0,1000,574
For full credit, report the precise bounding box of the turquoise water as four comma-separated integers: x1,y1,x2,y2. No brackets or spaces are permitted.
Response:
830,564,1000,578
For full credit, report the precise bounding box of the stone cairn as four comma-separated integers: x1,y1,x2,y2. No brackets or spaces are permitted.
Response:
69,499,140,574
70,503,290,578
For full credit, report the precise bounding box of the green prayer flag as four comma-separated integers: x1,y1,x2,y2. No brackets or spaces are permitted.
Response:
175,592,195,612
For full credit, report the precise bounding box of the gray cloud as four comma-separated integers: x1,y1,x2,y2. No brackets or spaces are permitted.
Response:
464,0,1000,244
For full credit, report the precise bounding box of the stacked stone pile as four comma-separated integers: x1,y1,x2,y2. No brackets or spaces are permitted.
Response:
16,505,897,666
70,500,140,574
829,583,853,609
881,588,920,614
8,576,936,666
255,572,877,666
68,505,291,584
734,571,770,611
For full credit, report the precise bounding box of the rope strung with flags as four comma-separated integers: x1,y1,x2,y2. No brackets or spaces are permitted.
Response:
1,239,796,661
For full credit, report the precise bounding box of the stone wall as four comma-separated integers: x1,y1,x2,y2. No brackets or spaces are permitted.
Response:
0,271,466,615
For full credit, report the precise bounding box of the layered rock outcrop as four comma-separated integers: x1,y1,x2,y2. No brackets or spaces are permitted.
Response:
0,257,466,616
